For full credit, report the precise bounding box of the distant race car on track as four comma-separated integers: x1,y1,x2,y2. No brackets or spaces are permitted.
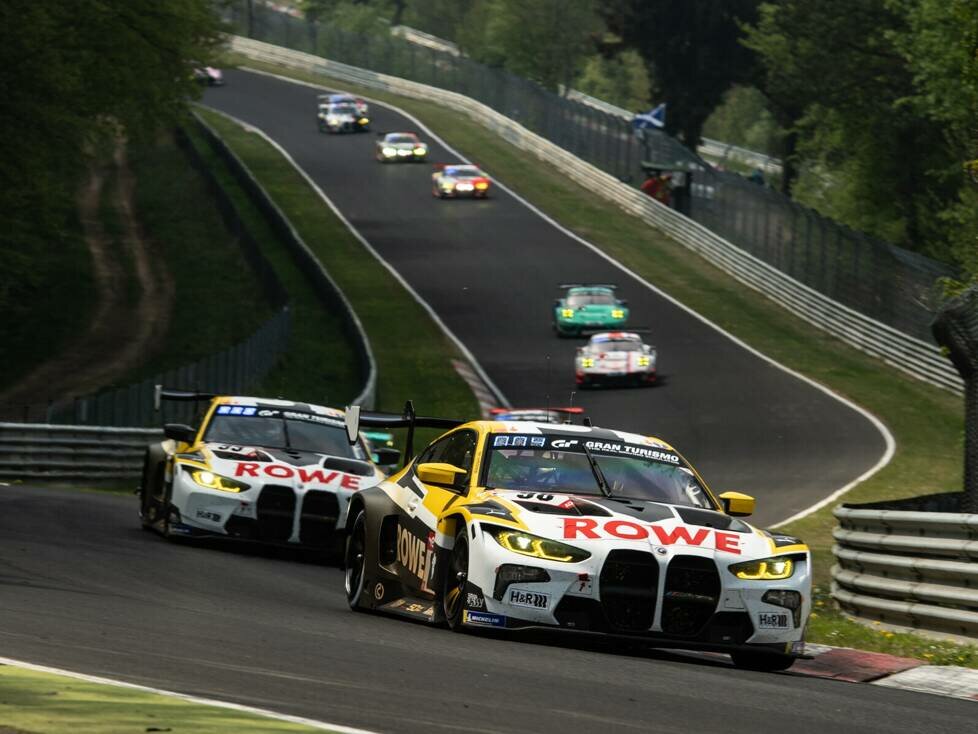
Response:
432,163,491,198
553,284,629,337
575,332,657,387
489,407,583,424
321,93,369,117
342,406,812,672
139,391,399,550
318,100,370,133
376,132,428,162
193,66,224,86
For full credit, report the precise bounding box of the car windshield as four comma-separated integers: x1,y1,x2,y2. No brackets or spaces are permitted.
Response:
387,134,417,144
330,105,355,114
483,434,713,509
589,340,642,352
567,291,615,306
204,409,365,459
446,167,479,178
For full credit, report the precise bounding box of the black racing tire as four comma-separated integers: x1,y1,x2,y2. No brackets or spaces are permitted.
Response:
344,509,368,612
139,448,166,531
730,649,796,672
443,526,469,631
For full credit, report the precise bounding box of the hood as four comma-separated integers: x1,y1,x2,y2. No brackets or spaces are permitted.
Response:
197,442,382,492
481,490,772,560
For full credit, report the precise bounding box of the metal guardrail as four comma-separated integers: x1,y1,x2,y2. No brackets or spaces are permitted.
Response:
228,35,963,394
832,501,978,638
0,422,162,479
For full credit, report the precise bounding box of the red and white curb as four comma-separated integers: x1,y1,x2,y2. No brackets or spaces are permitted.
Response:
451,358,499,418
789,644,978,701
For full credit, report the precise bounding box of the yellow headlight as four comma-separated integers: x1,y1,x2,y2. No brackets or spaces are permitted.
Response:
359,117,369,124
611,309,625,319
414,147,426,155
729,557,794,580
582,358,595,367
561,308,574,318
485,526,590,563
638,356,650,366
190,469,248,493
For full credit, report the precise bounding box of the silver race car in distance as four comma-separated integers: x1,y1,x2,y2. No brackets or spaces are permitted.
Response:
318,99,370,133
376,132,428,162
576,331,657,387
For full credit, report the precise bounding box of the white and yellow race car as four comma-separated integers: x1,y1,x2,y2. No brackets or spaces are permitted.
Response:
139,391,397,551
343,406,811,671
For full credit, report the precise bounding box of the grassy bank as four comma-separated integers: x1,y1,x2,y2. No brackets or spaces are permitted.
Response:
219,58,974,663
0,663,343,733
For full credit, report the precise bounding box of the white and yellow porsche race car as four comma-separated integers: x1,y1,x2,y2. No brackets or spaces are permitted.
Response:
575,331,657,387
139,391,398,551
342,406,811,671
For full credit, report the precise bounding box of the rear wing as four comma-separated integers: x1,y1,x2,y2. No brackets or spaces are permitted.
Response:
488,406,583,416
558,283,618,290
345,400,464,466
153,385,217,411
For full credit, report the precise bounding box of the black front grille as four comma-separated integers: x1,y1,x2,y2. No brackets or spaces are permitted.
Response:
599,550,659,632
661,555,721,637
299,490,340,547
256,484,295,543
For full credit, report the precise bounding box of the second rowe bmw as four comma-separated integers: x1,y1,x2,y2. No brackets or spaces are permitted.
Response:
343,410,811,671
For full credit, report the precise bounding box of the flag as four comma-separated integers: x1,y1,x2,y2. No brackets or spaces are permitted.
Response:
632,103,666,131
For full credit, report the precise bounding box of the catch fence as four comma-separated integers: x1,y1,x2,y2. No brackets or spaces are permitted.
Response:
226,1,958,345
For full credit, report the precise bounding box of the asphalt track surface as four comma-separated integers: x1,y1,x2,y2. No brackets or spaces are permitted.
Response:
2,485,975,734
203,69,886,526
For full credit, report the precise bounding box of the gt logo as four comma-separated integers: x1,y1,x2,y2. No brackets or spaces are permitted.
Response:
551,439,578,449
562,518,742,554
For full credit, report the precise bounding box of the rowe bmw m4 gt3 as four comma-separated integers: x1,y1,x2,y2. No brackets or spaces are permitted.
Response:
576,332,657,387
343,411,811,671
554,284,629,337
140,392,397,551
376,132,428,162
431,164,491,198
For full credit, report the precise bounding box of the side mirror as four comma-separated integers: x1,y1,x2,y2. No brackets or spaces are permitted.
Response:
417,462,466,488
164,423,197,444
719,491,755,517
373,447,401,467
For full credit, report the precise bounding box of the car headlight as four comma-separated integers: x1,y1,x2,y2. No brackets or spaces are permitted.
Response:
327,116,339,124
638,356,650,367
189,469,249,493
475,182,489,190
561,308,574,318
413,147,427,155
382,147,396,156
582,357,595,367
611,309,625,319
484,525,590,563
729,556,794,580
359,117,369,125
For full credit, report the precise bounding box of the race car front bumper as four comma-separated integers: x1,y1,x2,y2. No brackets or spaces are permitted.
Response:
577,369,656,386
461,529,810,654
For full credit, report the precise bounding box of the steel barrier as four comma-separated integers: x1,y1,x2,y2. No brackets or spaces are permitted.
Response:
228,35,963,394
832,500,978,638
0,422,162,479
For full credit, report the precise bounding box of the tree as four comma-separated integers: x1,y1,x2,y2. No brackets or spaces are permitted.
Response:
575,50,652,111
602,0,759,147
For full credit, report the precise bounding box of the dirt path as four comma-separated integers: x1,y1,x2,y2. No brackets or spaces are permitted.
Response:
0,141,175,421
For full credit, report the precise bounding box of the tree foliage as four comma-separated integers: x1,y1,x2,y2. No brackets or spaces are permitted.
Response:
575,50,651,112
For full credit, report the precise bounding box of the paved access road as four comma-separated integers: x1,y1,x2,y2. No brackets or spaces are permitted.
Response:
2,485,974,734
203,69,886,526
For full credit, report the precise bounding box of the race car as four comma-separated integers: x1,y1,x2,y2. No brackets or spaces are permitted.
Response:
320,93,369,118
139,391,398,551
431,163,491,198
318,101,370,133
376,132,428,162
193,66,224,86
575,332,657,387
553,284,629,337
343,405,812,671
489,407,583,424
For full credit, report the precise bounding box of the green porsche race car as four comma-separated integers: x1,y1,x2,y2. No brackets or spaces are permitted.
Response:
553,284,629,337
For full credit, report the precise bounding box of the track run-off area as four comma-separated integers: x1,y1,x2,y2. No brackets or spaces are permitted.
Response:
3,69,966,733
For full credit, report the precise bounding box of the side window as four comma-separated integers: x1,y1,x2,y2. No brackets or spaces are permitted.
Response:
415,430,478,490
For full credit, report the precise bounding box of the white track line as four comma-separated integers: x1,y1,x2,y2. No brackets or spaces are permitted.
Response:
202,103,510,411
228,67,896,527
0,656,380,734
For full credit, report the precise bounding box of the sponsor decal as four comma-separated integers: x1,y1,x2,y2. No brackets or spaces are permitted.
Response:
551,439,578,449
233,462,361,489
491,435,681,465
508,588,550,609
466,592,485,609
374,583,385,600
758,612,790,629
463,610,507,627
195,509,221,522
216,406,257,416
562,518,742,554
573,573,593,595
397,526,434,588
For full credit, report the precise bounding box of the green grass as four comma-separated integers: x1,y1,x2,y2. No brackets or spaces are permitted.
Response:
195,108,479,425
0,664,341,733
179,122,361,405
220,57,975,663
